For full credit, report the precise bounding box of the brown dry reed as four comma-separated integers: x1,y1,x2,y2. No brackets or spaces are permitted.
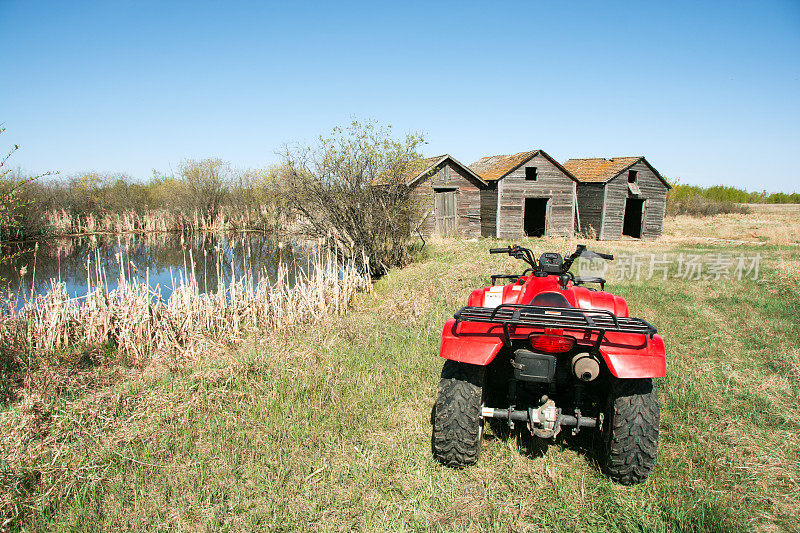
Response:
0,240,372,371
41,205,283,237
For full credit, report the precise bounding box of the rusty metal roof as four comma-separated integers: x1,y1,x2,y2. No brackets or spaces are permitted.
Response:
562,157,643,183
402,154,488,188
468,150,539,182
400,155,446,183
373,155,445,186
468,149,579,183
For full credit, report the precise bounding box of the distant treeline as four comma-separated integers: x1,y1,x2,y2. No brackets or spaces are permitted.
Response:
668,184,800,204
6,169,800,236
665,182,799,217
7,123,799,242
1,158,292,241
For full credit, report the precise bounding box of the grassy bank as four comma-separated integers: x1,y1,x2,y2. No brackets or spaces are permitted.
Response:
2,226,799,531
0,245,370,399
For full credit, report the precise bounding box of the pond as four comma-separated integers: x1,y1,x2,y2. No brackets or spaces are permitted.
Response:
0,233,318,304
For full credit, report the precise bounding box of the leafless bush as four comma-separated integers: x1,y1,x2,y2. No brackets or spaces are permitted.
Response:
174,158,231,226
281,120,425,276
0,129,36,244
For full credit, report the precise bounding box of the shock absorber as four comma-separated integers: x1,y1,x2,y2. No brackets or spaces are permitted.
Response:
506,377,517,430
572,382,584,436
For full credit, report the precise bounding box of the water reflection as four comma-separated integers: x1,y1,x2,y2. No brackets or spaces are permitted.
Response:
1,233,315,302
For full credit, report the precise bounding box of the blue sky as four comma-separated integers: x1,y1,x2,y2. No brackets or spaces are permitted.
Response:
2,1,799,192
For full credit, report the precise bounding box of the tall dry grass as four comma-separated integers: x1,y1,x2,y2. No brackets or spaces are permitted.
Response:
662,204,800,246
0,242,371,372
42,205,284,237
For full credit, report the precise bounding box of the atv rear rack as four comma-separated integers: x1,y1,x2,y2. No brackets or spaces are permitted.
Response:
454,304,657,348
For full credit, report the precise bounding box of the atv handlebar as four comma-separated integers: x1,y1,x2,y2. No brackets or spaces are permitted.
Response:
491,244,614,276
489,245,536,268
562,245,614,272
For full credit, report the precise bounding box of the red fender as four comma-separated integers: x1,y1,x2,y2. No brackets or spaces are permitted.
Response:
439,319,666,378
439,319,504,366
599,333,666,378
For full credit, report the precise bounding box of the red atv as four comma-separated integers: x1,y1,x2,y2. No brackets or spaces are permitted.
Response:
431,244,665,484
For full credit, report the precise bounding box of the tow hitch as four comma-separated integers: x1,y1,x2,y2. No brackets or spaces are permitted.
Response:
481,399,597,439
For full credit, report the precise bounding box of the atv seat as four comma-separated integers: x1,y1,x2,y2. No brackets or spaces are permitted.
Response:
530,292,572,308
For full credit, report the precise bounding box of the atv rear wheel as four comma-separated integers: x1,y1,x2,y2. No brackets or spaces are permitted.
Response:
432,360,485,467
602,378,659,485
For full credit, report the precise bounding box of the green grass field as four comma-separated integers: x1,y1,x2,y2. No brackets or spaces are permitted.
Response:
3,236,799,532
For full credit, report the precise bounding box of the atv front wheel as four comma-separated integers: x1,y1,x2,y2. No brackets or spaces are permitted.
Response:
602,378,660,485
432,360,485,467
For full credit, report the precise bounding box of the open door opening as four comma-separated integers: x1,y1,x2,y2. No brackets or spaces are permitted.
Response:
524,198,548,237
623,198,644,238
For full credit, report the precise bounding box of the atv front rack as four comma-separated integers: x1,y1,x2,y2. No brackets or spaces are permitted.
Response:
454,304,657,348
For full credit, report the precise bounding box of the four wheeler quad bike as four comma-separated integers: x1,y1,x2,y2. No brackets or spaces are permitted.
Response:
431,244,665,485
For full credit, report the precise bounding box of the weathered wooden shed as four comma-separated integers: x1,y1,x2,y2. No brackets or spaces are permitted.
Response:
405,154,488,238
469,150,578,239
563,156,670,240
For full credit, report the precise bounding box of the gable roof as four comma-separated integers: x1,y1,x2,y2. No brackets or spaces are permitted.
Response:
469,149,578,183
563,156,671,188
400,155,444,183
405,154,487,188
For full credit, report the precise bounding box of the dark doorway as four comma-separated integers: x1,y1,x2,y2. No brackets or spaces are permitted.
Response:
524,198,548,237
623,198,645,238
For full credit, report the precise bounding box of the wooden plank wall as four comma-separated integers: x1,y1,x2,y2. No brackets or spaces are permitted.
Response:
409,161,483,238
496,153,575,238
576,183,605,237
600,161,667,240
480,185,498,237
